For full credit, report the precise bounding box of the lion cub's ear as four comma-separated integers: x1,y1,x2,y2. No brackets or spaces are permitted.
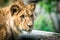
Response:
10,5,20,16
27,3,36,11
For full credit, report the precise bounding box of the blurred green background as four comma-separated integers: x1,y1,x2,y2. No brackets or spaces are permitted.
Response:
34,0,57,32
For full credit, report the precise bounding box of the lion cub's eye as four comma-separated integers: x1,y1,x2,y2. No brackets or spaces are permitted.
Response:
20,15,25,18
30,15,33,17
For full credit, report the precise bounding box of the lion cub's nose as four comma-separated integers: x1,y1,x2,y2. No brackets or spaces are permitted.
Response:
27,25,33,28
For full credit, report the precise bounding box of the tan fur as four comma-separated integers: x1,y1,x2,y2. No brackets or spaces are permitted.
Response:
0,0,35,40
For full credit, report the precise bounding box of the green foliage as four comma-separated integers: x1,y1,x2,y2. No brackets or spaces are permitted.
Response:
38,0,56,13
34,14,55,32
34,0,56,32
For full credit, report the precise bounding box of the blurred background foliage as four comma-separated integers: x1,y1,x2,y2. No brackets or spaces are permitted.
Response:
0,0,60,33
34,0,57,32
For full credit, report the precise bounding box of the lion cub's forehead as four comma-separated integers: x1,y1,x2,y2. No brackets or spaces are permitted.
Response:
18,8,33,16
24,8,33,16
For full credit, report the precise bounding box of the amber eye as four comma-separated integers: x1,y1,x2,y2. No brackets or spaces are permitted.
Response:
20,15,25,18
30,15,33,17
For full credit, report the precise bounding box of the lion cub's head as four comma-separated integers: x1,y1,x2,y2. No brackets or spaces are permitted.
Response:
10,0,35,33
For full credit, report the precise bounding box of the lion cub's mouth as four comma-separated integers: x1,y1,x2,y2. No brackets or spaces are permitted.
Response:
21,28,33,34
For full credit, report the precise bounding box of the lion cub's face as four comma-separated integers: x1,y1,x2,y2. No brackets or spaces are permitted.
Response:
10,1,35,32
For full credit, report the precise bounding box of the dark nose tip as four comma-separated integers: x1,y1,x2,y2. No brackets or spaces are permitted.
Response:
27,25,33,28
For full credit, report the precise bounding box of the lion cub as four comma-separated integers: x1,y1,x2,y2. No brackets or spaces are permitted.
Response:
0,0,35,40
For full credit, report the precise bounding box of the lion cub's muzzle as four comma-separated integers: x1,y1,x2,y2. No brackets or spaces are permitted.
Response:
23,24,33,32
27,25,33,31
